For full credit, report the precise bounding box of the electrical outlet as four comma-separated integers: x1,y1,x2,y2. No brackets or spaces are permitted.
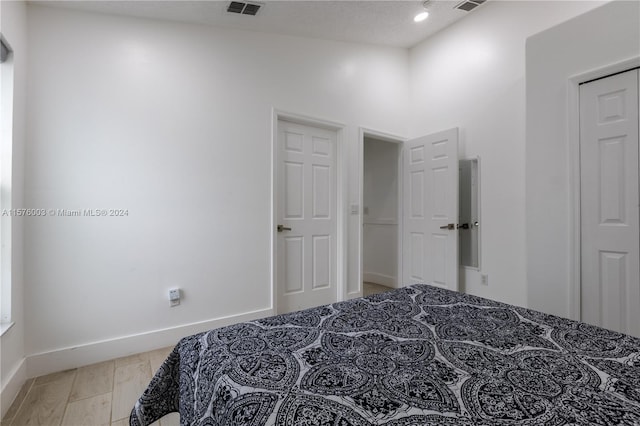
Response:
169,288,181,307
481,274,488,286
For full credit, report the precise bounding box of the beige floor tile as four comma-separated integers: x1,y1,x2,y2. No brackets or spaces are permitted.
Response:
158,412,180,426
69,361,115,402
11,375,74,426
114,352,150,368
148,346,173,375
3,378,35,422
363,282,394,297
33,369,77,386
61,392,111,426
111,361,151,422
2,348,181,426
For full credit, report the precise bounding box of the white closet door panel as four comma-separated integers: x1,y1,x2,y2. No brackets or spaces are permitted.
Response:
580,69,639,338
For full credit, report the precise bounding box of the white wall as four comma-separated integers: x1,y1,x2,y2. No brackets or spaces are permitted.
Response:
0,0,27,417
409,0,605,306
526,1,640,318
24,5,409,376
14,0,632,382
363,137,399,287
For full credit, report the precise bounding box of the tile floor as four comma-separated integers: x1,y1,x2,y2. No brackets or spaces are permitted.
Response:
363,281,394,297
2,282,393,426
2,347,179,426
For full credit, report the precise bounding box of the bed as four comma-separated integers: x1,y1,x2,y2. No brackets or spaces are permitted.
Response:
130,284,640,425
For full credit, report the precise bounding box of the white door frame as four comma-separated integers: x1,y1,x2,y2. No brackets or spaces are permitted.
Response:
357,127,406,298
271,109,347,313
568,56,640,321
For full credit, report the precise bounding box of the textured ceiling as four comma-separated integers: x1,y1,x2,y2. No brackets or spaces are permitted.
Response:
31,0,478,48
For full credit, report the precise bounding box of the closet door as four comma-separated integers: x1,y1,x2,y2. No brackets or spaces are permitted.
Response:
276,120,337,314
580,69,639,337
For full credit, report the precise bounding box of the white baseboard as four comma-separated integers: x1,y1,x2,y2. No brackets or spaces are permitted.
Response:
1,358,26,419
26,307,273,379
363,272,397,288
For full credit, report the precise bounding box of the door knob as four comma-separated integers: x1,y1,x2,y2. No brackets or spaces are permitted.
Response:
439,223,455,230
277,225,292,232
457,223,469,230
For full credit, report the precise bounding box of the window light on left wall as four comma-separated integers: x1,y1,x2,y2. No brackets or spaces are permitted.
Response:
0,33,15,334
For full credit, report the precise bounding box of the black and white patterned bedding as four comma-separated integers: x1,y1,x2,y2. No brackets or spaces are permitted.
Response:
130,284,640,425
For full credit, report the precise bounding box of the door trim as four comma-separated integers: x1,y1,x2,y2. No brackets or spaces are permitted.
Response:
358,127,406,299
568,56,640,321
271,109,347,313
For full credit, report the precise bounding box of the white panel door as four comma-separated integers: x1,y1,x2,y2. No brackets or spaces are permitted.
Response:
277,120,337,314
580,69,639,338
403,128,459,291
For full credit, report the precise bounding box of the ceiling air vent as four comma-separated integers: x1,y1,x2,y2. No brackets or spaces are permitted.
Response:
227,1,263,16
455,0,486,12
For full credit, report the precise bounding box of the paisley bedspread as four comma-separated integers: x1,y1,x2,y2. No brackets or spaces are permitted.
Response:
130,284,640,425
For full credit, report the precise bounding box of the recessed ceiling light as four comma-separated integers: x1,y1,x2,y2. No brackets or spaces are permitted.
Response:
414,11,429,22
414,1,431,23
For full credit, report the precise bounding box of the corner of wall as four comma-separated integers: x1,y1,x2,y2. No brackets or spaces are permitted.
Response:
524,0,640,318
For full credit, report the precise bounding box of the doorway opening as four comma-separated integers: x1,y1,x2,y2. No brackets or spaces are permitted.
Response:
361,132,403,297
